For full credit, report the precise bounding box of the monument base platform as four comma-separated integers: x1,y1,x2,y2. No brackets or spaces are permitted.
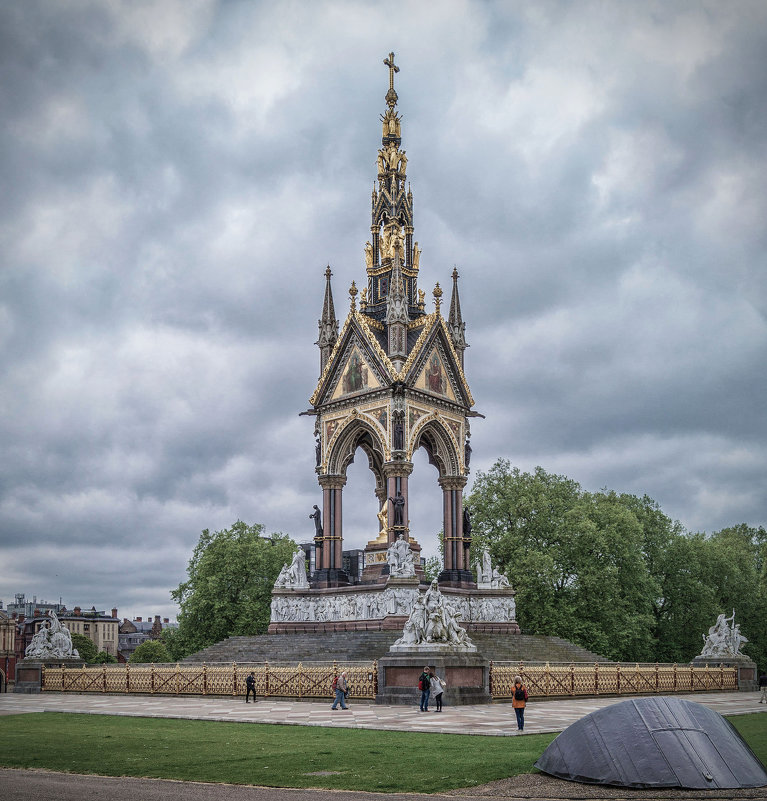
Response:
691,655,757,691
376,649,491,705
14,658,86,693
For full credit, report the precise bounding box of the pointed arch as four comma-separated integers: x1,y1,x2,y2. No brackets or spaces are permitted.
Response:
326,416,387,493
410,415,462,479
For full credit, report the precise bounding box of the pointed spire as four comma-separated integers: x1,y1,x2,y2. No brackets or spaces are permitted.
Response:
316,266,338,372
386,253,408,326
448,267,468,364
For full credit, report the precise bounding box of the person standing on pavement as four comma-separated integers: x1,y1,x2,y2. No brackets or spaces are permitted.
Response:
331,671,350,710
759,671,767,703
430,668,445,712
512,675,528,731
245,671,257,703
418,665,431,712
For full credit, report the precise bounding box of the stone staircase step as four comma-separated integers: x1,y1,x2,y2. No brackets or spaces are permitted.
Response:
183,631,608,665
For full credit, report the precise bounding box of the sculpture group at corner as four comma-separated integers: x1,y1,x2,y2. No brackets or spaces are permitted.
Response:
392,580,475,651
386,533,415,578
699,610,748,658
25,612,80,660
274,549,310,590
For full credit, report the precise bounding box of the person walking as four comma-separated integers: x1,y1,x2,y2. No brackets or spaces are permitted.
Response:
418,665,431,712
759,671,767,703
430,668,446,712
245,671,257,703
512,675,528,731
331,671,350,710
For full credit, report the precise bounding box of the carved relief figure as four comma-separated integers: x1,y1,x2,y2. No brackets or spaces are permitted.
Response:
364,241,374,268
386,533,415,578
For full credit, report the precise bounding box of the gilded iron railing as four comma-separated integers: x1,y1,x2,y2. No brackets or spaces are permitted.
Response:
489,661,738,698
41,661,378,699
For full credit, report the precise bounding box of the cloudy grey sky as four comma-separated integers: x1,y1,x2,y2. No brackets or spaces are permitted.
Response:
2,1,765,622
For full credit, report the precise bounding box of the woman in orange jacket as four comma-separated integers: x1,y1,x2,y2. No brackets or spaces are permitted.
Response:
512,675,528,731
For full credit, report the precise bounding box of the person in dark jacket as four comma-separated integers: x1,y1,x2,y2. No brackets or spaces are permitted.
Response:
512,675,528,731
759,671,767,703
418,666,431,712
245,671,257,703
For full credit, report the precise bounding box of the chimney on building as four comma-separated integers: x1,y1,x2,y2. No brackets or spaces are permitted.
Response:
163,618,169,624
111,608,118,618
135,617,142,622
74,606,81,616
33,609,40,618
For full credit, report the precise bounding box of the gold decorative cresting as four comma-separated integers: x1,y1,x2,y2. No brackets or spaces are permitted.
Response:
360,287,368,310
349,280,358,310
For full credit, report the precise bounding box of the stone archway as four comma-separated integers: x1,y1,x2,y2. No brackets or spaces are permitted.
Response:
411,418,470,585
316,418,387,585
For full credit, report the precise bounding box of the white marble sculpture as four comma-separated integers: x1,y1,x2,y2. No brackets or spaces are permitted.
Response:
475,548,510,589
391,580,476,651
273,550,309,590
269,585,517,626
386,533,415,578
699,610,749,658
24,612,80,659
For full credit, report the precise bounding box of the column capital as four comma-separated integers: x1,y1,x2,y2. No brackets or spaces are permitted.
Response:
318,474,347,490
439,475,467,491
382,461,413,479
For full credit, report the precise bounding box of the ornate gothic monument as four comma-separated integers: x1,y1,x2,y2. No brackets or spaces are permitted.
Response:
269,54,516,640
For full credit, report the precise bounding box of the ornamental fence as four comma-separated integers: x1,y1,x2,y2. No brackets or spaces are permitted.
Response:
41,660,738,699
489,661,738,698
42,661,379,699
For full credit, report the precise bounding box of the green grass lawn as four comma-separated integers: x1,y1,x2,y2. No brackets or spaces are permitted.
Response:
0,712,764,793
0,712,555,793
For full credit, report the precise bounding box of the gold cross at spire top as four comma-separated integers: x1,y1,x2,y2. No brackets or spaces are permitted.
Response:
383,51,399,108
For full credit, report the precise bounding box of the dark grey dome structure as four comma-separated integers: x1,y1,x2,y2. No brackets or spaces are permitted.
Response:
535,697,767,790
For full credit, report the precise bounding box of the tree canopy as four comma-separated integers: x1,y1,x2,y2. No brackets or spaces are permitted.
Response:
129,640,171,664
466,459,766,669
71,632,97,663
170,520,297,658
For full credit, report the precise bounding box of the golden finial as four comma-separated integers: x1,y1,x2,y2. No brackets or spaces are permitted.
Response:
349,280,358,310
360,287,368,310
418,288,425,311
383,52,399,108
433,282,443,314
452,266,459,281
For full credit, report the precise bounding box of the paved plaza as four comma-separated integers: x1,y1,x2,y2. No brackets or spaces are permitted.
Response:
1,690,764,736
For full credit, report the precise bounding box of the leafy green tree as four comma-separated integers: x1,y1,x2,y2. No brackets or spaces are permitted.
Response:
160,626,184,663
92,650,118,664
170,521,297,657
129,640,171,663
422,555,442,583
71,633,97,663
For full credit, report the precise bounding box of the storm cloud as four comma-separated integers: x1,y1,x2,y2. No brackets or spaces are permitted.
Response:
1,0,765,620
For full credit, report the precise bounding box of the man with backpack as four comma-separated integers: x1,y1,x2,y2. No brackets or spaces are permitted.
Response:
331,671,349,710
245,671,257,703
418,665,431,712
512,674,528,731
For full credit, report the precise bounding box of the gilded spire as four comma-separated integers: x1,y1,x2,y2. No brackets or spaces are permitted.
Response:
317,266,339,371
383,51,399,109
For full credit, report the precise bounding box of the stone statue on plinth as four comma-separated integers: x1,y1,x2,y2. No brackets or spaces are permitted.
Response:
275,549,310,590
389,491,405,527
386,533,415,578
699,610,748,658
391,580,475,652
25,612,79,660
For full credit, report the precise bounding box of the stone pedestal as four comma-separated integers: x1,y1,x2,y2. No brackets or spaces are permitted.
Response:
376,649,491,706
691,655,758,691
14,658,85,693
